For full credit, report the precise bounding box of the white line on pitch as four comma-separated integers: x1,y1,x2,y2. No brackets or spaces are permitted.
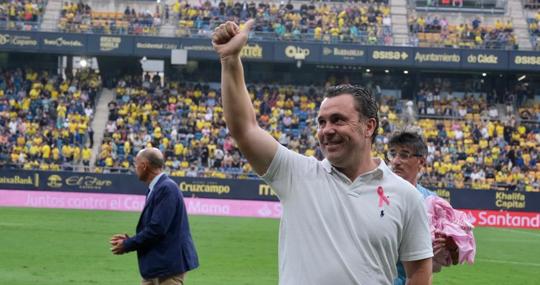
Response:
478,258,540,267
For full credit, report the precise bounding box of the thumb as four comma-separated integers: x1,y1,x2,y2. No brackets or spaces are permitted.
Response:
240,19,255,35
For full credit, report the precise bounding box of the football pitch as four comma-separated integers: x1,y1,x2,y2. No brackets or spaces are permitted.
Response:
0,207,539,285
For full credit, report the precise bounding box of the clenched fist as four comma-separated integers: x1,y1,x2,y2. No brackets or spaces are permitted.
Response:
212,19,255,60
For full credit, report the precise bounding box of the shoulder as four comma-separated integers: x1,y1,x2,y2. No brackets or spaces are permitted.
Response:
380,168,424,203
416,184,438,198
157,175,180,193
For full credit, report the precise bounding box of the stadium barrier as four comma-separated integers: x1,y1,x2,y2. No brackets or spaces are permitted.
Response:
0,169,539,229
0,30,539,71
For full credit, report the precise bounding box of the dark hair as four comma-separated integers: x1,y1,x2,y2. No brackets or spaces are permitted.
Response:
324,84,379,143
388,131,428,158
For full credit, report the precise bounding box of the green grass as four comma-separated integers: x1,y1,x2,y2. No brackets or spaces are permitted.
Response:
0,207,539,285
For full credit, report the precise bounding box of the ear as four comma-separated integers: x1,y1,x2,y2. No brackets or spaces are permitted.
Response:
418,156,426,169
364,118,377,139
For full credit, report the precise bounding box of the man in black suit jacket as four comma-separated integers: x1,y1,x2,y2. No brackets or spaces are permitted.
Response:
111,147,199,285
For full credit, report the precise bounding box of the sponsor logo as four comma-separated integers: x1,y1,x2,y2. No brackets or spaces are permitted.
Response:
467,54,498,64
258,184,276,196
414,52,460,63
466,210,540,229
43,37,83,47
179,182,230,195
285,45,310,59
47,175,63,188
514,55,540,65
0,34,38,47
372,50,408,60
241,44,263,59
64,176,113,190
100,36,121,51
0,174,38,187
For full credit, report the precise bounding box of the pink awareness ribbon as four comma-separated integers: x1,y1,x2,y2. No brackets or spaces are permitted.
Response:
377,186,390,207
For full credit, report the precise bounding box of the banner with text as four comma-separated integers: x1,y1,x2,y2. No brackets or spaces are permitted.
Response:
0,170,538,212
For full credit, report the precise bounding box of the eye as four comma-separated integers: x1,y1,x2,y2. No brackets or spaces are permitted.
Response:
332,117,346,125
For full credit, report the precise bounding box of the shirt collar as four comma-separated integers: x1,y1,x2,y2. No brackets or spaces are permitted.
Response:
322,157,385,181
149,172,165,192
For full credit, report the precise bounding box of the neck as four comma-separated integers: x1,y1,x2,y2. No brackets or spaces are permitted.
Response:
145,171,161,185
338,155,378,182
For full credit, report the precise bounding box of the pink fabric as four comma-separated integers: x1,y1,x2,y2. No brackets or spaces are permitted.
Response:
425,196,476,271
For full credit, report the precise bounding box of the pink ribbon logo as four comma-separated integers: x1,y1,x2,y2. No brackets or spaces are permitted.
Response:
377,186,390,207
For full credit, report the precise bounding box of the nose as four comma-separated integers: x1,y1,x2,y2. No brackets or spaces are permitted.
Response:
390,156,402,166
320,124,336,136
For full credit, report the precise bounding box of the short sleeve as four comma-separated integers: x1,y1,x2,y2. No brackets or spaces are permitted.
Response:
261,144,313,200
399,191,434,261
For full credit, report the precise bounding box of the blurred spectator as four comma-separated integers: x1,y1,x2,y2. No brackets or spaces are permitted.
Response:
0,0,46,30
173,0,392,44
58,2,161,35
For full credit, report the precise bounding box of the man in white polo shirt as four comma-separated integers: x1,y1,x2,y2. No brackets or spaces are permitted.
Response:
212,20,433,285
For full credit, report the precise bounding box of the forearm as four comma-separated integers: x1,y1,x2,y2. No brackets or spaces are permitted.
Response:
405,272,432,285
404,258,432,285
220,56,258,138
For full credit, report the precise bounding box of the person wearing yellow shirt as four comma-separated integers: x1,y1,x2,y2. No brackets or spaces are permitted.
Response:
105,156,114,168
51,146,60,161
72,146,81,162
40,162,50,171
121,160,130,169
42,144,51,161
62,144,73,161
174,142,184,156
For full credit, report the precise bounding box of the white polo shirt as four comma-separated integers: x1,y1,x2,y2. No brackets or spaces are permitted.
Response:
262,145,433,285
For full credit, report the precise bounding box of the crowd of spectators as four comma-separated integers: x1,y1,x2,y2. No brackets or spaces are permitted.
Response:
527,10,540,50
408,15,517,49
58,2,161,35
0,67,537,191
172,0,393,44
0,68,101,171
92,76,539,192
0,0,46,30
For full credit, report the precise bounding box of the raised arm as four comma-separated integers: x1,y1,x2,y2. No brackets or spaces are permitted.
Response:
212,20,278,175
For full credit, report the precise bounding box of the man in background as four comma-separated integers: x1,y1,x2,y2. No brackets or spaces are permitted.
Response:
110,147,198,285
388,131,459,285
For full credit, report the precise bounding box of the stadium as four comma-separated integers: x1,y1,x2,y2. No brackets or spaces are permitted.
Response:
0,0,539,284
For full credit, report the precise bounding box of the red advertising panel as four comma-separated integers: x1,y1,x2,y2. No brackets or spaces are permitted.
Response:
463,209,540,229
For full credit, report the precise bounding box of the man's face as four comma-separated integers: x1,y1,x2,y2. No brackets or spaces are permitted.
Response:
134,155,148,181
388,145,425,185
317,94,374,168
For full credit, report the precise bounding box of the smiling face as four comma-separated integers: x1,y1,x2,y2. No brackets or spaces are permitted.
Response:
317,94,375,169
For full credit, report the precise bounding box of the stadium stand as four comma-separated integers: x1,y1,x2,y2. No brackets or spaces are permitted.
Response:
57,1,161,35
173,0,393,44
87,75,540,192
408,13,518,49
0,68,101,171
0,0,47,31
525,8,540,50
